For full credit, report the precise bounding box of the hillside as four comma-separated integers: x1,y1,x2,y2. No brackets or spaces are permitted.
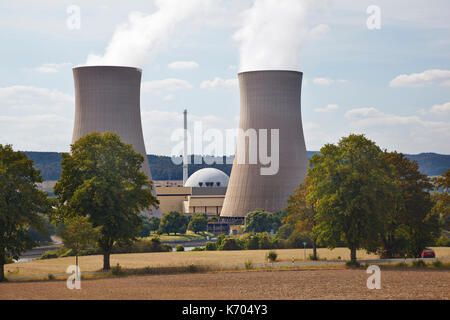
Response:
24,151,450,181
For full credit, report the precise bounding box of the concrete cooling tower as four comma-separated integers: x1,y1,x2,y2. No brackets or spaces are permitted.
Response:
72,65,161,217
220,70,308,220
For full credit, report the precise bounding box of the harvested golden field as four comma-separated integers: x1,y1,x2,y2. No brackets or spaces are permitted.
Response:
1,269,449,300
6,247,450,278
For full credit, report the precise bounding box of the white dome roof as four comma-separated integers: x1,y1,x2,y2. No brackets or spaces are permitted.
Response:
185,168,229,187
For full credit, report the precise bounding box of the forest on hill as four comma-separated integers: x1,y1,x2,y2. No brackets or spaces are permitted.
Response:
24,151,450,181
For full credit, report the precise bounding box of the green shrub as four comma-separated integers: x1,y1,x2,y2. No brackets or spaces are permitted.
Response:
176,245,185,252
258,232,274,249
112,237,172,254
205,242,216,251
308,254,319,261
215,234,226,248
59,249,75,258
266,250,277,262
411,260,427,268
220,237,241,250
111,263,123,276
345,260,361,268
436,235,450,247
191,246,204,251
244,260,253,270
5,256,14,264
40,251,59,260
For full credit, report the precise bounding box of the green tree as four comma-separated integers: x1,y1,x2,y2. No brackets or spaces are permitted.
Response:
0,145,52,281
138,216,160,237
432,169,450,230
60,215,101,268
187,213,208,234
379,152,438,258
244,209,273,233
53,132,159,270
309,134,394,263
286,176,320,260
158,211,188,235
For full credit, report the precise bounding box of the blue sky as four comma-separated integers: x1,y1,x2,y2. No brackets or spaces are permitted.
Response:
0,0,449,155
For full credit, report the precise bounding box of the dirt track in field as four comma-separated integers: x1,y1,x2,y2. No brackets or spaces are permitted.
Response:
1,269,449,300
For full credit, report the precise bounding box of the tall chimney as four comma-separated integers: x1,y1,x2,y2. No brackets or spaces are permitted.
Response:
220,70,308,220
183,109,188,186
72,65,162,217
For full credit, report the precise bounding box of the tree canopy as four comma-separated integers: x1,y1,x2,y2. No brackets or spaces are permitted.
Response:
0,144,52,281
158,211,188,235
187,213,208,234
53,132,159,270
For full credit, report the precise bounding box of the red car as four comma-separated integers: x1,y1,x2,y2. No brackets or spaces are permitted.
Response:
421,249,436,258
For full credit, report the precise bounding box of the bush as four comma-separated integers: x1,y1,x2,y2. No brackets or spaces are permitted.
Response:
48,274,55,280
244,260,253,270
205,242,216,251
220,237,241,250
345,260,361,268
275,223,294,239
176,245,185,252
5,256,14,264
112,237,172,254
308,254,319,261
412,260,427,268
436,235,450,247
266,250,277,262
40,251,59,260
111,263,123,276
258,232,274,249
191,246,204,251
432,260,443,268
215,234,226,248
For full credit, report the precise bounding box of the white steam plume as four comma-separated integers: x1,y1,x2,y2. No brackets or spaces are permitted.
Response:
233,0,309,72
86,0,212,67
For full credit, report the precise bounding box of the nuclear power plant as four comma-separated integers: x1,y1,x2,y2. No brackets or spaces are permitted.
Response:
72,65,162,217
220,70,308,221
70,66,308,225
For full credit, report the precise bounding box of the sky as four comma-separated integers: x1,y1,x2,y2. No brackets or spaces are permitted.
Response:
0,0,449,155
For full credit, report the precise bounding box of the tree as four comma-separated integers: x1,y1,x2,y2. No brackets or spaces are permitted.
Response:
286,176,320,260
244,209,274,233
138,216,160,237
158,211,188,235
432,169,450,230
0,145,52,281
53,132,159,270
379,152,439,258
60,215,101,268
309,134,394,263
187,213,208,234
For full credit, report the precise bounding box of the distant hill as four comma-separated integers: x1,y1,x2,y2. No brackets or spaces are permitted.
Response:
24,151,450,181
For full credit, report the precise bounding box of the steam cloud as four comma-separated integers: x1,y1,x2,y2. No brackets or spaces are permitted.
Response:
86,0,212,67
234,0,309,72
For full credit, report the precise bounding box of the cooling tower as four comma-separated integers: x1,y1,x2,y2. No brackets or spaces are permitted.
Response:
220,70,308,219
72,65,161,217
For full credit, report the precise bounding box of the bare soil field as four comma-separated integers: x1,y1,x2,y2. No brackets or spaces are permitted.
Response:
6,247,450,278
1,269,449,300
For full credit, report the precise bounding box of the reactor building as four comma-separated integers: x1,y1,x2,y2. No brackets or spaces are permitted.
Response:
220,70,308,221
72,65,162,217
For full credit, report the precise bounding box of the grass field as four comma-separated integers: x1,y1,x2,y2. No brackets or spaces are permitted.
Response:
5,247,450,278
1,268,449,300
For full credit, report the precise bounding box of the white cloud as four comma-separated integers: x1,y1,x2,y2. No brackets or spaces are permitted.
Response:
168,61,199,70
0,85,74,110
34,62,72,73
314,104,338,113
309,23,330,38
430,102,450,114
389,69,450,87
141,78,193,95
200,77,238,90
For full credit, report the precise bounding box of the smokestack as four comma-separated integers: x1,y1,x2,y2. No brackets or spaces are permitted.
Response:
72,65,162,217
183,109,188,186
220,70,308,219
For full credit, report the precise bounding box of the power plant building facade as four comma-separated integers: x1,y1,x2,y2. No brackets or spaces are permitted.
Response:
220,70,308,219
72,65,162,217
